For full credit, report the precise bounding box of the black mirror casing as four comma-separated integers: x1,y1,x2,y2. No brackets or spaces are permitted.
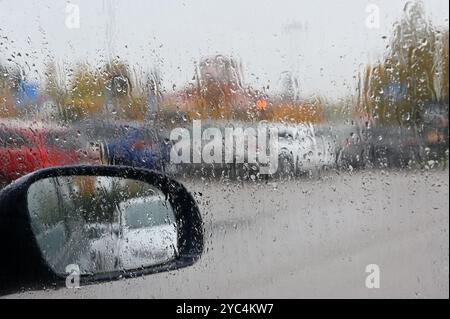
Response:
0,165,203,295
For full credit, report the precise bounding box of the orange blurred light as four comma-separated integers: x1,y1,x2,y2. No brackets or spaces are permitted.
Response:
256,99,267,110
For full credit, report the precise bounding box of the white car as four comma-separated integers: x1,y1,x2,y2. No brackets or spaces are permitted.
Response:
275,123,336,177
85,195,178,273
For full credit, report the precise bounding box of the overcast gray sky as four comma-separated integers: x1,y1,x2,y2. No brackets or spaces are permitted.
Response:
0,0,449,98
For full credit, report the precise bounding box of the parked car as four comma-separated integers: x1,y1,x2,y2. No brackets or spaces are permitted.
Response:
276,123,336,177
87,195,178,272
0,121,101,186
106,126,170,171
422,103,449,160
337,125,424,169
79,122,171,173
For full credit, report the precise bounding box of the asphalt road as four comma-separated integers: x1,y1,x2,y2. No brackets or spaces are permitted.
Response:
9,169,450,298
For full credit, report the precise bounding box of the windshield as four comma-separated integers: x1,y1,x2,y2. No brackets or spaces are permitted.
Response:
0,0,448,299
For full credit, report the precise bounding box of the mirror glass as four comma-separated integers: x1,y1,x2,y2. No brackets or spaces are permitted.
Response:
27,175,178,276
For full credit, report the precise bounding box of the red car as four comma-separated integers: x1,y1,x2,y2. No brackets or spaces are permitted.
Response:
0,123,101,186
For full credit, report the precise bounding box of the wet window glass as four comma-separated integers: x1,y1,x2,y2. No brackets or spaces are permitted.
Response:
0,0,448,298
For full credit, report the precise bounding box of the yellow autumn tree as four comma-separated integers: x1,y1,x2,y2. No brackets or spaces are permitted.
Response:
0,63,19,118
359,1,449,127
65,63,105,121
103,59,147,122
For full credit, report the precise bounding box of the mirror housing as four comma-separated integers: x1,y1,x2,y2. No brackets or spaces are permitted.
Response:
0,165,203,294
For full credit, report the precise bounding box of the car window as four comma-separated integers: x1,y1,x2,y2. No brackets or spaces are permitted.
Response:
45,130,80,149
122,195,175,229
0,0,448,298
0,128,30,147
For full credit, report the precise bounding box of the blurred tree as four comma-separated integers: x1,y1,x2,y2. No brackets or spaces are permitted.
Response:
146,68,164,118
64,63,105,121
279,71,300,103
43,61,68,121
434,28,449,104
103,59,147,121
186,56,243,120
0,63,20,118
359,1,449,128
267,98,324,123
0,87,16,118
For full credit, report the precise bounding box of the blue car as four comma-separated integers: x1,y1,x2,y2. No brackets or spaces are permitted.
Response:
102,126,171,172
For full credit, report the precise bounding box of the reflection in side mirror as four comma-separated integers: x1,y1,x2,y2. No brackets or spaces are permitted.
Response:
28,176,178,275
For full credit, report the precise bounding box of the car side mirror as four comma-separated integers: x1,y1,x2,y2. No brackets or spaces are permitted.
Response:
0,165,203,295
